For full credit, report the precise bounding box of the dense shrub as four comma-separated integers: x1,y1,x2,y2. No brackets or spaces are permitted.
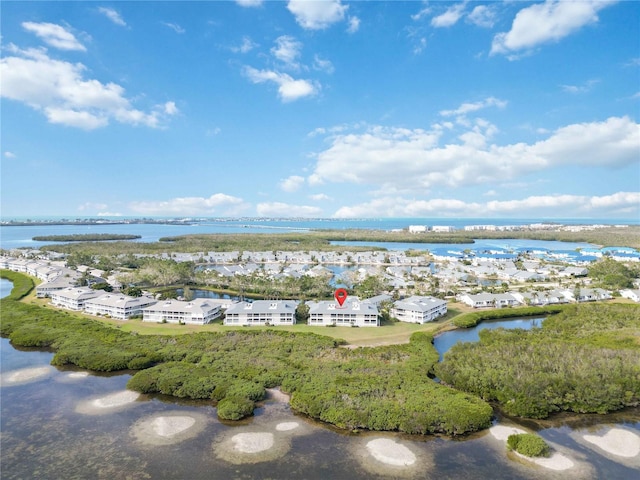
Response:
453,306,565,328
436,303,640,418
507,433,550,457
217,396,255,420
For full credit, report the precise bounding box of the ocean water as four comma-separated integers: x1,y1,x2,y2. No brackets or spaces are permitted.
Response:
1,217,636,251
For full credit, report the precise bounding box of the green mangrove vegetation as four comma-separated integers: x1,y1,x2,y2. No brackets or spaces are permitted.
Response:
3,270,639,435
435,303,640,419
452,305,568,328
507,433,550,458
32,234,142,242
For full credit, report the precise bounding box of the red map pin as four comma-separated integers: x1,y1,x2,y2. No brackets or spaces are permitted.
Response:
334,288,348,307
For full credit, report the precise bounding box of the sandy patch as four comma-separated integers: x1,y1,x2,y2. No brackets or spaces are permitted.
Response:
514,451,574,471
489,425,526,441
214,430,291,464
232,432,274,453
366,438,417,466
131,412,207,446
57,371,90,383
352,436,430,478
0,366,54,386
275,421,299,432
265,388,290,403
76,390,141,415
583,428,640,458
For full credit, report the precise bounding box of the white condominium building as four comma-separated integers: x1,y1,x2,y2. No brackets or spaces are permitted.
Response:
50,287,102,311
307,298,379,327
223,300,297,326
142,298,221,325
390,295,447,324
84,294,157,320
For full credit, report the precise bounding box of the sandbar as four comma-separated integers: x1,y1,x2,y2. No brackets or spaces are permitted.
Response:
131,412,207,446
0,366,53,386
232,432,274,453
489,425,526,441
516,451,574,471
583,428,640,458
76,389,141,415
214,430,290,464
275,421,299,432
366,438,417,466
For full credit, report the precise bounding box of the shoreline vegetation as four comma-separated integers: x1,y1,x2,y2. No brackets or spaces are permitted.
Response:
20,225,640,254
32,234,142,242
2,270,639,436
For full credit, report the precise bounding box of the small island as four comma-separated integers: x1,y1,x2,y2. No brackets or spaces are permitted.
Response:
32,234,142,242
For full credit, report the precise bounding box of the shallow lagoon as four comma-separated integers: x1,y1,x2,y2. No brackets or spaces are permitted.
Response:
1,336,638,479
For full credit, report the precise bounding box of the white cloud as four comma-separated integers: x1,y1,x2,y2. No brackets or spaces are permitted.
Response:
98,7,127,27
78,202,109,212
411,6,432,21
0,46,177,129
236,0,263,7
467,5,496,28
347,16,360,33
163,101,179,115
332,192,640,218
231,36,258,54
243,66,318,102
129,193,247,215
313,55,334,74
279,175,306,192
560,79,599,94
287,0,348,30
257,202,323,217
310,193,331,201
4,151,17,159
271,35,302,69
97,211,123,217
163,22,185,34
308,116,639,192
431,3,466,28
491,0,616,57
439,96,507,117
413,37,427,55
22,22,86,51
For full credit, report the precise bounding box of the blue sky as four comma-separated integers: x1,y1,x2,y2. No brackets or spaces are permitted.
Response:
1,0,639,219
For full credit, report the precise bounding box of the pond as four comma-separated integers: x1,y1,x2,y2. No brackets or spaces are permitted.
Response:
433,317,543,361
0,278,13,299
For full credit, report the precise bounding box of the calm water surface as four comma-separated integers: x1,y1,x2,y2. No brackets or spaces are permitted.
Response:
0,278,13,298
433,317,543,361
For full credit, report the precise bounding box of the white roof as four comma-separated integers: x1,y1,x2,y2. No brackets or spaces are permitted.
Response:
85,294,156,309
393,295,446,312
225,300,298,315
